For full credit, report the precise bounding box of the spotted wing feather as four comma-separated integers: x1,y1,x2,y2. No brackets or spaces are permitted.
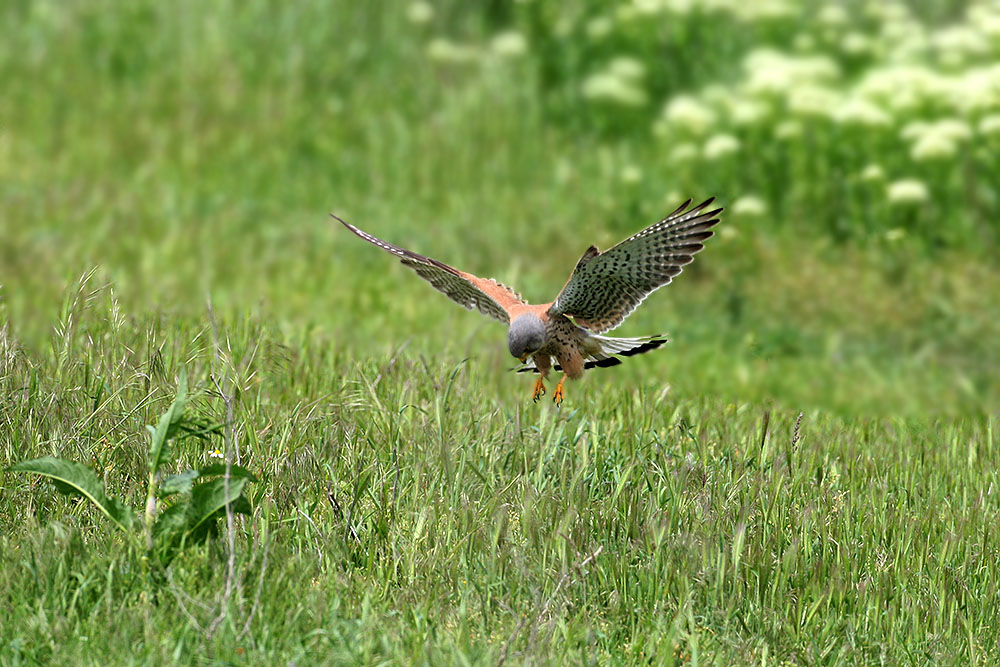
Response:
334,215,524,324
549,199,722,333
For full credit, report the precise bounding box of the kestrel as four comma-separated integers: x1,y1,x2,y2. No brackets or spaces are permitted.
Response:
334,198,722,405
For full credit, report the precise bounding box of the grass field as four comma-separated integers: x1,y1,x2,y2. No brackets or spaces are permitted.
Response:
2,0,999,663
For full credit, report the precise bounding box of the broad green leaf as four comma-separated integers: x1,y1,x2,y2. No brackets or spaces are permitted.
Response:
186,477,250,541
158,469,199,497
152,500,191,566
148,370,188,474
10,457,134,533
158,465,257,499
153,477,251,566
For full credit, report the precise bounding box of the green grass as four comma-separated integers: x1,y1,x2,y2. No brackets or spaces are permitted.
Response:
2,305,998,663
2,0,1000,663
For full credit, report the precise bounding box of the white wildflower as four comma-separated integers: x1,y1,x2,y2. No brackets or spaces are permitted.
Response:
860,164,885,182
888,31,931,64
930,119,972,142
886,179,930,205
969,6,1000,40
662,95,717,136
910,133,958,161
833,98,891,127
633,0,667,14
208,448,224,459
818,5,849,27
406,2,433,24
979,114,1000,136
427,39,479,64
700,84,730,108
932,26,988,67
661,0,695,13
900,120,929,141
880,16,929,59
903,119,971,145
866,2,910,23
946,63,1000,114
732,195,767,217
585,16,614,39
787,84,840,117
490,31,527,58
728,98,767,126
857,64,954,112
668,142,699,163
775,119,802,140
841,32,872,56
950,65,1000,113
703,133,740,160
581,73,648,107
607,57,645,81
743,50,840,96
736,0,795,21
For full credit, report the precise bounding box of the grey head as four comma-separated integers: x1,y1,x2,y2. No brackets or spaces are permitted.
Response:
507,314,547,360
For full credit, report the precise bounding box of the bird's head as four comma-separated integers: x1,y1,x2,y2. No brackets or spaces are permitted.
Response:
508,314,546,362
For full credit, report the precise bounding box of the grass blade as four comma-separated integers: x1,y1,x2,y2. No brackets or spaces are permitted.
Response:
148,370,188,475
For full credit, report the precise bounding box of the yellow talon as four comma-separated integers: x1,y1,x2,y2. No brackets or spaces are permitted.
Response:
532,377,546,402
552,376,566,407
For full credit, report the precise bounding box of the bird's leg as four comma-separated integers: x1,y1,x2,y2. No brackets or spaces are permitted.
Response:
532,376,546,402
552,375,567,407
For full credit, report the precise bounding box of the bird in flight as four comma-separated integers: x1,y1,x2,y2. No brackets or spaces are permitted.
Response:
334,199,722,405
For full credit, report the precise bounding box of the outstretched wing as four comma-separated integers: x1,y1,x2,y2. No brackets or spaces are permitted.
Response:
334,215,524,324
548,198,722,333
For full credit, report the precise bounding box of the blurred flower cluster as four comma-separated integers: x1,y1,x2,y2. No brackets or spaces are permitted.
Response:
415,0,1000,244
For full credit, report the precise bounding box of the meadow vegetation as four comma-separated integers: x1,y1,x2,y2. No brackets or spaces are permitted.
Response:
1,0,998,662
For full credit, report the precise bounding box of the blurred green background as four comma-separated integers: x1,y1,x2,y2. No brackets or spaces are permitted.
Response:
2,0,998,414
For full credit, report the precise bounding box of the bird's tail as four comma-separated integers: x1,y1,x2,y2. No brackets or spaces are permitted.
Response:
515,334,669,373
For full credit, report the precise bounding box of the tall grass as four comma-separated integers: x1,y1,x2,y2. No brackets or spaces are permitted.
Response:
2,0,999,662
2,290,998,662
